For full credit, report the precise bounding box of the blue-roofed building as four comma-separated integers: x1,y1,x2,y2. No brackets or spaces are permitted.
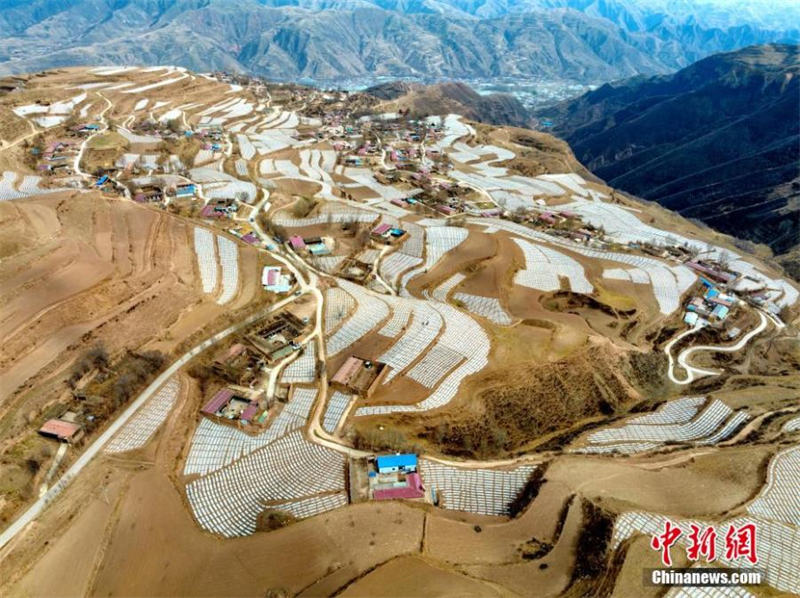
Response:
376,454,417,474
175,183,196,198
308,242,331,256
711,304,730,320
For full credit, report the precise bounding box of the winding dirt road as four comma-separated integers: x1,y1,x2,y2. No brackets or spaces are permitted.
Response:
666,310,770,385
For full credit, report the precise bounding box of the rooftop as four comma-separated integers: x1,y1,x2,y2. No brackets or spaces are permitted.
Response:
377,454,417,469
39,419,81,439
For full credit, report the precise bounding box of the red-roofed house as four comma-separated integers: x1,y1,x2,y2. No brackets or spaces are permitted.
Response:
372,222,392,236
374,473,425,501
39,419,83,443
686,261,736,284
538,212,557,225
202,388,234,415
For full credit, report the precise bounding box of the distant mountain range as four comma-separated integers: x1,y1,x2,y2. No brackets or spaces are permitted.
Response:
539,44,800,273
0,0,799,82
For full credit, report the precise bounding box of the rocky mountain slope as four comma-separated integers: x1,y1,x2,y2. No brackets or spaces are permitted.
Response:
539,44,800,269
367,81,533,127
0,0,798,81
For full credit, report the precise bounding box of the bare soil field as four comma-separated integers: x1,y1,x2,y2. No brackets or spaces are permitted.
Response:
0,192,261,526
545,447,773,518
610,535,668,598
340,555,507,597
425,479,574,565
483,125,592,180
3,461,428,597
406,227,497,296
460,495,585,597
455,232,518,297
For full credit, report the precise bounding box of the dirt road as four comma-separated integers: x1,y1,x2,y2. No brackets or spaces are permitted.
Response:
666,311,770,385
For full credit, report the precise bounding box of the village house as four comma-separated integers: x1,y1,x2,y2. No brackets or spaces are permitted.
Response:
376,454,418,475
175,183,196,198
133,183,164,203
330,356,388,397
38,418,84,444
247,312,306,364
369,454,426,501
370,223,407,244
201,198,237,218
212,343,265,386
201,387,262,425
262,266,292,293
288,235,306,253
686,260,737,285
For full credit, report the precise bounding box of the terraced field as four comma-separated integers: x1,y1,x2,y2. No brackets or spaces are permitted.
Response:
0,66,798,598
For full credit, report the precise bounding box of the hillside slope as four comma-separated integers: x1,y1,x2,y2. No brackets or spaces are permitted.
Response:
540,44,800,263
368,81,533,127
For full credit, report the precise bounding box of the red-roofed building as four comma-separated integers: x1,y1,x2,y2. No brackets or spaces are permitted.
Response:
372,223,392,236
201,205,227,218
289,235,306,250
538,212,557,225
215,343,245,366
686,261,736,284
330,356,388,396
202,388,234,415
39,419,83,443
373,473,425,501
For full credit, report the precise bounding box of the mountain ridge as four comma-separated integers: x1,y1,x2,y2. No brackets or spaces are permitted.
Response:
538,43,800,273
1,0,798,82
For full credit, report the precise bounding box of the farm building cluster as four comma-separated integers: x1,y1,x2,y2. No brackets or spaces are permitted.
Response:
247,312,308,364
201,387,263,425
369,454,426,501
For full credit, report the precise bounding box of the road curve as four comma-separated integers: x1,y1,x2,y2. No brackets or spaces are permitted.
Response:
666,310,769,385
